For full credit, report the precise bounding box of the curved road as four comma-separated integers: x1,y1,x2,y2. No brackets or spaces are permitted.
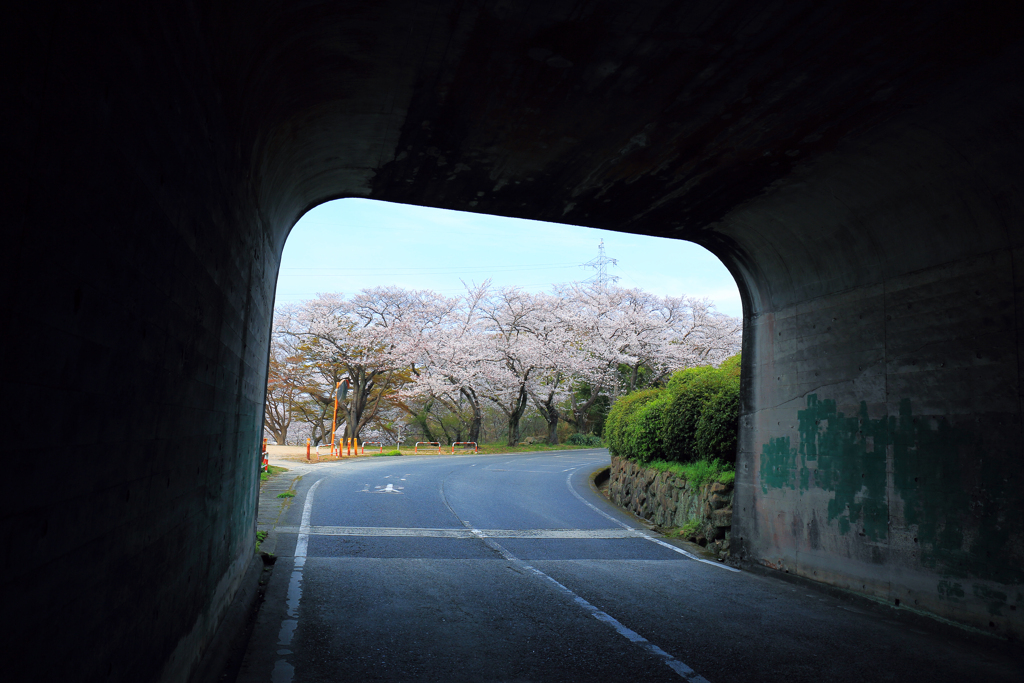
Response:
237,450,1021,682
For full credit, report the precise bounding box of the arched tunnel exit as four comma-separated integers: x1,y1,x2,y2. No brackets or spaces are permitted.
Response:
3,1,1022,681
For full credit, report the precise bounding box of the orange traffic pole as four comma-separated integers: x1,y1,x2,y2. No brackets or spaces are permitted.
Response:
306,438,311,461
330,380,340,457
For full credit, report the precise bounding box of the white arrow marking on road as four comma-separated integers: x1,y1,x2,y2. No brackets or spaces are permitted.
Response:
374,483,404,494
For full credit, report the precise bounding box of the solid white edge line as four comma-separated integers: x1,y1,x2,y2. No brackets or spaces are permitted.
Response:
294,478,324,558
565,470,740,573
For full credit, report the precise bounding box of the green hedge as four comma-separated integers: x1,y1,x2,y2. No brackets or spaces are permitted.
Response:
604,388,662,458
566,433,603,446
623,392,670,464
606,354,741,464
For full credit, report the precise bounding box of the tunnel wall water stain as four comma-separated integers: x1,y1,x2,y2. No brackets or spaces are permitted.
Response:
760,395,1023,590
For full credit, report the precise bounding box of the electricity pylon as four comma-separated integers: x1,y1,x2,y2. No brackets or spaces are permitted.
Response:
582,239,620,286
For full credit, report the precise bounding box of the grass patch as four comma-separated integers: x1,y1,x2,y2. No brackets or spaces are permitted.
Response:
640,458,735,488
260,465,289,482
681,519,701,538
276,490,296,498
371,450,404,457
255,530,269,553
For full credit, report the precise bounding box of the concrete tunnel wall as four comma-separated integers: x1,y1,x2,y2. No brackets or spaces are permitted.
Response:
2,1,1021,680
726,64,1024,635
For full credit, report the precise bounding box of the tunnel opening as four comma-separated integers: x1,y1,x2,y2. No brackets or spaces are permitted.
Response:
266,197,746,451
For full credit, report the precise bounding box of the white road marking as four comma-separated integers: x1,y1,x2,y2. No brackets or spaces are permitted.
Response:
294,478,323,558
373,483,404,494
565,471,740,573
462,524,709,682
274,525,650,539
436,468,708,682
274,477,324,683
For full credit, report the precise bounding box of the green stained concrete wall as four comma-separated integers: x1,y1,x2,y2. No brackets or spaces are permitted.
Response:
760,395,1023,595
728,62,1024,637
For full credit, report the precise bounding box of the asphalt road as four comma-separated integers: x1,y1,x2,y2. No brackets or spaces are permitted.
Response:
236,449,1022,682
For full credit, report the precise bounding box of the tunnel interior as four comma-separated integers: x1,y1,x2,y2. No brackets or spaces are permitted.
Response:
5,1,1022,680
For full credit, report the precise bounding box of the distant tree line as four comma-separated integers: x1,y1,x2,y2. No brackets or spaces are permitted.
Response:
264,282,741,447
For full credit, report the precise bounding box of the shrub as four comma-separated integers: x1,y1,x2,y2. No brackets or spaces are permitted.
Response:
694,388,740,462
566,433,603,446
604,387,662,457
661,371,728,462
718,353,742,379
612,354,742,464
622,392,670,463
666,364,719,394
656,354,741,463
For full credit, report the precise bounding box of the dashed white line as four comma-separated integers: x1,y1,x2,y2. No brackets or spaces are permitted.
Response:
462,524,709,682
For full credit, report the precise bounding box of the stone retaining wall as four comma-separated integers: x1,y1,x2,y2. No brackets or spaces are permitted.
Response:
608,456,734,560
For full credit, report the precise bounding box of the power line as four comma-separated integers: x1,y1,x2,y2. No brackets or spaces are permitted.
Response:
274,281,574,299
280,261,581,273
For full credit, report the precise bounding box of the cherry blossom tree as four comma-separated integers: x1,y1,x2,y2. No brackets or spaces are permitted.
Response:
408,283,490,443
263,336,299,445
270,280,741,446
550,283,741,429
285,287,446,440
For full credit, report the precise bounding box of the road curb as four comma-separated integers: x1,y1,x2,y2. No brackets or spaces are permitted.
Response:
189,466,310,682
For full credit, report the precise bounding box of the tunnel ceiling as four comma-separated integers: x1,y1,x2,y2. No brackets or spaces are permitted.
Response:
209,0,1022,247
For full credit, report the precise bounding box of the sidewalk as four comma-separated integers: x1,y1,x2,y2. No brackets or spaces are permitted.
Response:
257,457,322,556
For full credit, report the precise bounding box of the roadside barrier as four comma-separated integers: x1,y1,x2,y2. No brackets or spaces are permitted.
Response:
451,441,479,453
261,438,269,472
362,442,383,454
414,441,443,454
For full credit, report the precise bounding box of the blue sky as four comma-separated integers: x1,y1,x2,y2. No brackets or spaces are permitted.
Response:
276,199,743,318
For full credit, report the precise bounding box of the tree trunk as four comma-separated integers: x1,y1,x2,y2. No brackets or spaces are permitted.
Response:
411,397,436,443
462,386,482,443
506,386,529,447
570,388,602,434
265,423,288,445
531,388,561,444
546,416,558,444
